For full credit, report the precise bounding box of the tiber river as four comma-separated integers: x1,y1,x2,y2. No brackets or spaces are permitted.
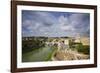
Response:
22,46,57,62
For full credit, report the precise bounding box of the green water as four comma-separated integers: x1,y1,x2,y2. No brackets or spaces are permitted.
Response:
22,46,56,62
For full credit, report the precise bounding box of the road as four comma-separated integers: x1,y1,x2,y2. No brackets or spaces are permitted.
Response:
52,49,89,61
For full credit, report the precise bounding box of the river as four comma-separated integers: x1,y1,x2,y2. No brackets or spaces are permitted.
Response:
22,46,56,62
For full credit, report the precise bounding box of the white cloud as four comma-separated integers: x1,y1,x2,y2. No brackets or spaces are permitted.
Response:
58,15,75,32
59,15,69,25
61,25,75,31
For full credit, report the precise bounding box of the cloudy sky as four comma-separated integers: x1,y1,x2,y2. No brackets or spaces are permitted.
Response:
22,10,90,37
